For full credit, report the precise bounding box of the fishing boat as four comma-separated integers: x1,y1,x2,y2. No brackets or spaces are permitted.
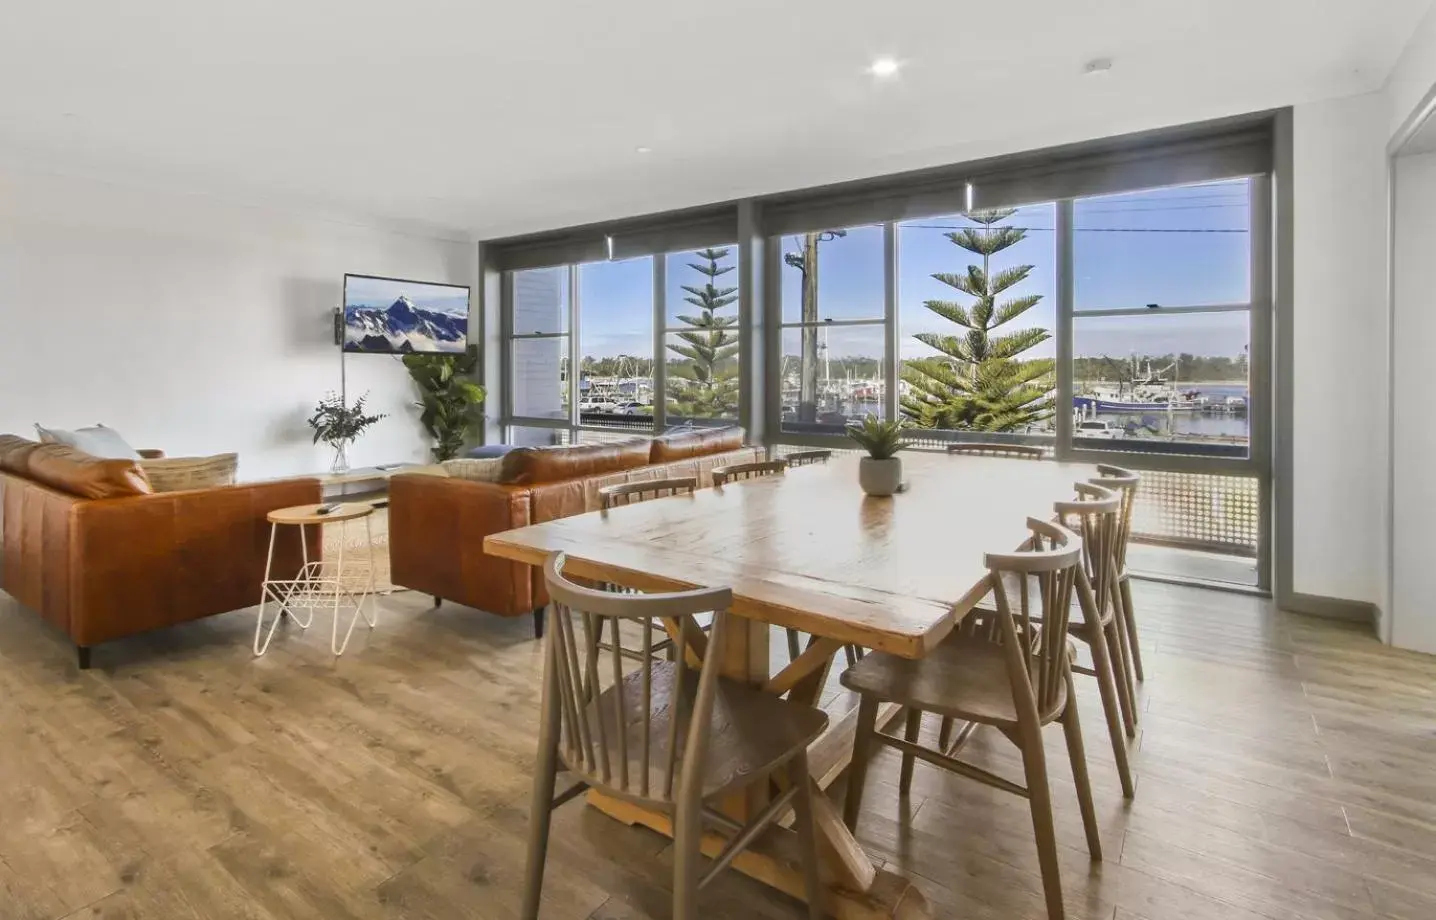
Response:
1074,359,1206,413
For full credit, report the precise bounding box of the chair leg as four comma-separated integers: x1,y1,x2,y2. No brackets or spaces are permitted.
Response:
789,752,826,920
432,595,442,607
787,628,802,662
533,606,546,640
1108,618,1138,740
1120,576,1145,682
1061,676,1103,861
1106,581,1138,739
844,644,857,668
938,716,955,752
76,646,92,670
1086,623,1135,799
521,634,563,920
673,766,704,920
843,694,879,831
898,707,922,795
1016,716,1065,920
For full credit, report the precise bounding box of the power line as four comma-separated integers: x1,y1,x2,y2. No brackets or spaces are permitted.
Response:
900,225,1247,233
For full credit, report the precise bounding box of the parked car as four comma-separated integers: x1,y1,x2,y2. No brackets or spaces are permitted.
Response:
1076,419,1125,439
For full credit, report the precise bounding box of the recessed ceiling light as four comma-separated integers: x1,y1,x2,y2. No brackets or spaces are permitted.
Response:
868,57,902,78
1083,58,1114,76
635,145,653,154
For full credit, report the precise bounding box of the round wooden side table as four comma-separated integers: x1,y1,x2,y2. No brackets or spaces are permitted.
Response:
254,502,378,657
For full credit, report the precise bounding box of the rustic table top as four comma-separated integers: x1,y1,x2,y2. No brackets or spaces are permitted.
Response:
485,451,1098,658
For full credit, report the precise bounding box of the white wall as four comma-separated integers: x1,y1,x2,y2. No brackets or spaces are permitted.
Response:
0,168,476,480
1390,151,1436,652
1388,2,1436,139
1291,93,1392,608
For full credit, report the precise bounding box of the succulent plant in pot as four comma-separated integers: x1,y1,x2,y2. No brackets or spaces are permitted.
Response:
846,415,910,496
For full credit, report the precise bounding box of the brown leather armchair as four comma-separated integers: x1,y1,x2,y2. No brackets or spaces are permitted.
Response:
0,435,320,668
388,428,760,636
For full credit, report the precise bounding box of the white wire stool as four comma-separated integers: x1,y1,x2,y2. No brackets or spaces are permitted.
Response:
254,503,378,657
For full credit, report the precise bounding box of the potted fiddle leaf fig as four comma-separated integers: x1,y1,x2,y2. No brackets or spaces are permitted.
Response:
403,352,487,461
846,415,909,496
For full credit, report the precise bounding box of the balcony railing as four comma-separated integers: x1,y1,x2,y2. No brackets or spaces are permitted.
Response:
774,444,1260,561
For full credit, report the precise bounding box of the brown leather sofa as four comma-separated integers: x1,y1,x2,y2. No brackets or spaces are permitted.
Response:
388,427,759,635
0,434,320,668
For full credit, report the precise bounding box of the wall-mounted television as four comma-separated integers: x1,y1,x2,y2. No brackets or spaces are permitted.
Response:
343,273,470,354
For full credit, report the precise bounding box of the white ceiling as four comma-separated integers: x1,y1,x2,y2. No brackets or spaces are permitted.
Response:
1,0,1430,240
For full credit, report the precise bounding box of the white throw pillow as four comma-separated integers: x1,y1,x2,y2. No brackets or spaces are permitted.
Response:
35,423,142,460
440,458,504,482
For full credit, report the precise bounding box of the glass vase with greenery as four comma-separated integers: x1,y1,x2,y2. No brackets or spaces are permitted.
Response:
307,391,386,473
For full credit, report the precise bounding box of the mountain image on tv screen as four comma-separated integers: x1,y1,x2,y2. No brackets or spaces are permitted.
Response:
343,274,469,354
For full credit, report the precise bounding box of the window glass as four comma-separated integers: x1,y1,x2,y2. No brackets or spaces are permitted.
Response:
506,425,570,448
577,257,654,429
779,324,886,431
1074,179,1251,311
510,337,568,419
511,266,569,335
1073,310,1250,454
665,247,740,423
897,204,1056,435
780,224,885,323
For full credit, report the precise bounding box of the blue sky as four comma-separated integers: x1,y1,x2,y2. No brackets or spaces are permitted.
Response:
574,179,1252,367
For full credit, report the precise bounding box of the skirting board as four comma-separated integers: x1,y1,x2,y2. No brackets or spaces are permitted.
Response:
1282,591,1379,628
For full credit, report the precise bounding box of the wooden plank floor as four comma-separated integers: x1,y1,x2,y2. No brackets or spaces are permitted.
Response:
2,582,1434,919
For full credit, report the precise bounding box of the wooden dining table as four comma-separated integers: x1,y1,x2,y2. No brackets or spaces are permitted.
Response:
484,450,1098,919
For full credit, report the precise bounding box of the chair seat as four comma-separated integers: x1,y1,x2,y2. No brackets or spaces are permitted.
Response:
574,661,829,803
839,636,1068,729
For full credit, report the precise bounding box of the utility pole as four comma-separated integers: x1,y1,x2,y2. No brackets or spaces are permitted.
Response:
800,233,820,423
784,229,846,424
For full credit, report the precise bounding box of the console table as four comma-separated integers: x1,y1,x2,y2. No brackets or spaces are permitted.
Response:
318,464,423,506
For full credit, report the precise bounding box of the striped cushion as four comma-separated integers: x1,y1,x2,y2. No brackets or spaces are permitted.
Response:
138,453,239,493
440,458,503,482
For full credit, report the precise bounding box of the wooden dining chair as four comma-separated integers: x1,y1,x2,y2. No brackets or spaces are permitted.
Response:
1054,482,1136,796
523,553,828,920
1094,464,1144,695
939,482,1138,756
840,518,1101,920
712,459,788,486
783,449,833,467
599,477,698,509
946,442,1047,459
596,478,700,661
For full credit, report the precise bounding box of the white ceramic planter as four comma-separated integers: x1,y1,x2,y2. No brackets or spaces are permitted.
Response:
858,457,903,496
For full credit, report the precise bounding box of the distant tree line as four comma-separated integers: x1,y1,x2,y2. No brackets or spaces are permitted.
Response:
1074,352,1248,383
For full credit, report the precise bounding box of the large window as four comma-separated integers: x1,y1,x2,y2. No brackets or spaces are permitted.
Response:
665,246,740,426
779,225,886,433
505,248,739,441
510,267,569,420
1071,179,1253,456
496,125,1274,590
578,256,654,432
897,204,1056,440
